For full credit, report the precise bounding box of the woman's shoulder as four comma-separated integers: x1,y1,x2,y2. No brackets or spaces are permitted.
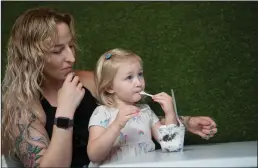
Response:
75,70,96,97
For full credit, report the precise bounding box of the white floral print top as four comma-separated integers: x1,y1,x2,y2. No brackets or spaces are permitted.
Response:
88,104,159,166
88,104,185,167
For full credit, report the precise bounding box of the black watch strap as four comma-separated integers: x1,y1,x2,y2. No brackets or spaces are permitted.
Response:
54,117,74,129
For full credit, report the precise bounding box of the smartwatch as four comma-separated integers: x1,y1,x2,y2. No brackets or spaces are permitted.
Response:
54,117,73,129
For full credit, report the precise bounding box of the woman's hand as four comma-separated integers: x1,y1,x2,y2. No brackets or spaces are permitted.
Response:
184,116,217,140
57,72,85,118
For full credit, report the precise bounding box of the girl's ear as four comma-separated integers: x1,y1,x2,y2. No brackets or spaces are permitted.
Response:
106,85,115,94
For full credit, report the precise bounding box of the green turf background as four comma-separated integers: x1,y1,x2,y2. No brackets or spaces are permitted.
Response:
1,1,257,145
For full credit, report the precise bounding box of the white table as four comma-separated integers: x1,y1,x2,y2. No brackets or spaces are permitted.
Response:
101,141,257,167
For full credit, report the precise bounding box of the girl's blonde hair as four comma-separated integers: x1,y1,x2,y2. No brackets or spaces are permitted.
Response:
2,7,76,154
95,48,142,107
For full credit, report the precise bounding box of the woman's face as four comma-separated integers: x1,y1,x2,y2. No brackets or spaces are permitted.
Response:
43,22,75,81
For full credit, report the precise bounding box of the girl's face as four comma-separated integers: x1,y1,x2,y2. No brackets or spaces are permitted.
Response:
43,22,75,82
110,58,145,106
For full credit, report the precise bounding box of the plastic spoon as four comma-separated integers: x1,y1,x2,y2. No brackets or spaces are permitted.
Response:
139,91,153,97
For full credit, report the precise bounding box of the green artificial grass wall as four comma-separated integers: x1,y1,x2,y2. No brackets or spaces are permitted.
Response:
1,2,257,145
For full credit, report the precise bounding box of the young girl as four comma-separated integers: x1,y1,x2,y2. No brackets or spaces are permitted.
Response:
87,48,185,166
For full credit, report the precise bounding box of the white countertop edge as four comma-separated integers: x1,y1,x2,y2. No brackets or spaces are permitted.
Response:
102,155,257,167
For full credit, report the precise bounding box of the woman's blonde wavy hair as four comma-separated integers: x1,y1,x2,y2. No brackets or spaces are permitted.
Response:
2,7,76,154
95,48,142,107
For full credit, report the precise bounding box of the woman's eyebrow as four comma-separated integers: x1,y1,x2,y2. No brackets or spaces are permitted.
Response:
54,39,73,48
54,44,64,48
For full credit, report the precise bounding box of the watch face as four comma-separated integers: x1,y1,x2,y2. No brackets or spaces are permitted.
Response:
56,118,70,128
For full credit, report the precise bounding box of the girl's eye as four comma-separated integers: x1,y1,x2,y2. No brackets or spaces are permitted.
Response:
138,72,143,77
127,75,133,80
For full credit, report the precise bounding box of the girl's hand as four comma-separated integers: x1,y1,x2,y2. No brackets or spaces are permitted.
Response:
114,105,140,129
152,92,175,116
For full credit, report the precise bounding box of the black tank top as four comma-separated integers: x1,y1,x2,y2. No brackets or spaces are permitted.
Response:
41,87,98,167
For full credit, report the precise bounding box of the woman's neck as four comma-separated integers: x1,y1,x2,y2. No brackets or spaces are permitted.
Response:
42,78,64,92
41,78,64,107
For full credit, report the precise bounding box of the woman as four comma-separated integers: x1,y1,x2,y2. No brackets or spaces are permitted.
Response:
2,7,217,168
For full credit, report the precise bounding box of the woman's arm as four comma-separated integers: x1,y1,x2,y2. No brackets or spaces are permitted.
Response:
178,116,191,128
15,112,73,167
160,116,190,127
14,121,49,168
15,72,84,167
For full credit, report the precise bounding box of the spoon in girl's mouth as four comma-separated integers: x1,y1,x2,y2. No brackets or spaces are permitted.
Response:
139,91,153,98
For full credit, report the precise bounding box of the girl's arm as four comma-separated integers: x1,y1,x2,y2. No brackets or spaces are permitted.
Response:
149,110,185,152
87,122,121,163
87,105,139,163
151,113,178,143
